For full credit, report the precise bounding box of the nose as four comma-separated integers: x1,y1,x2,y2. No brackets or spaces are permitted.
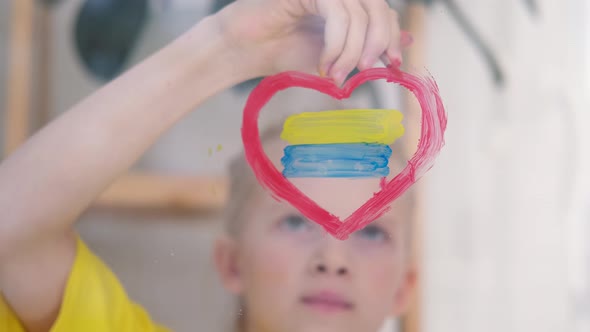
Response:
310,237,350,277
315,263,348,276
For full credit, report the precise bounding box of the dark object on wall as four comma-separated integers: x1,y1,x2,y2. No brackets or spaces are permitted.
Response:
37,0,64,7
524,0,539,16
410,0,538,86
210,0,235,13
74,0,149,81
439,0,504,86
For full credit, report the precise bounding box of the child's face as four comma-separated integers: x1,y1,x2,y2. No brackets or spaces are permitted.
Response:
215,175,416,332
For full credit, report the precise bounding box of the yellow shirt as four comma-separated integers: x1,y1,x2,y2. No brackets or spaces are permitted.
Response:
0,237,170,332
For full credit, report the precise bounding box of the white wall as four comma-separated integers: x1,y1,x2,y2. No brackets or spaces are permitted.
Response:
422,1,588,332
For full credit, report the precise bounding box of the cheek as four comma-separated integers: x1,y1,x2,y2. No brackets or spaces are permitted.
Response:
239,235,308,304
247,242,294,283
357,252,406,310
236,235,313,330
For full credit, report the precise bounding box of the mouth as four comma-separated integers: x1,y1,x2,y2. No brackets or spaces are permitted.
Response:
300,291,354,313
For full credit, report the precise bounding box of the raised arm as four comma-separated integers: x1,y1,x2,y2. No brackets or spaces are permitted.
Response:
0,1,405,331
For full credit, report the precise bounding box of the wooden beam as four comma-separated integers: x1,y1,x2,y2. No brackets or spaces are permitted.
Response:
5,0,35,156
94,172,229,212
401,3,427,332
35,3,54,130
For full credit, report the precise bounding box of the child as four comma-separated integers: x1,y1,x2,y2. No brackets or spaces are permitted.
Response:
0,0,413,331
215,125,416,332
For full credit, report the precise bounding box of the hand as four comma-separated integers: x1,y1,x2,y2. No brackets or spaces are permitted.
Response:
214,0,411,86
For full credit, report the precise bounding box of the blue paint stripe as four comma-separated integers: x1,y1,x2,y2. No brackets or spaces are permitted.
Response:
281,143,391,178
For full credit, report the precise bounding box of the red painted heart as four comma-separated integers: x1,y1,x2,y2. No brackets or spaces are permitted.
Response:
242,66,447,240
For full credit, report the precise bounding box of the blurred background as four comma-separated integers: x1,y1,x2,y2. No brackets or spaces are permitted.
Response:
1,0,589,331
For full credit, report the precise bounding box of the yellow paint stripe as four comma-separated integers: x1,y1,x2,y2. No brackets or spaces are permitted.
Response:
281,109,405,145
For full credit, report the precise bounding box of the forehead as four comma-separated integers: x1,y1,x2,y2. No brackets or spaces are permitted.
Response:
289,177,388,219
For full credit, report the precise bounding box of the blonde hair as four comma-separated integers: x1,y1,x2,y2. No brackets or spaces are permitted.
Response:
223,124,285,236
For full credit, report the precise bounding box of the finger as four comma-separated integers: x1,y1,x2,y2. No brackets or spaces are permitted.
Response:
329,0,369,85
359,0,391,70
384,9,402,65
401,30,414,48
380,30,413,67
312,0,350,77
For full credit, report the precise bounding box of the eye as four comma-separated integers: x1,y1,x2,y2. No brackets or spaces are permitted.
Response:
279,214,311,232
355,224,390,242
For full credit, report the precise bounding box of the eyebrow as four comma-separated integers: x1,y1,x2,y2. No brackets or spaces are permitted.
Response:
369,217,401,231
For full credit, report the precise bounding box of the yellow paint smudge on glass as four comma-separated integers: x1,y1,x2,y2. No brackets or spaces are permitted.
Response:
216,144,223,152
281,109,405,145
